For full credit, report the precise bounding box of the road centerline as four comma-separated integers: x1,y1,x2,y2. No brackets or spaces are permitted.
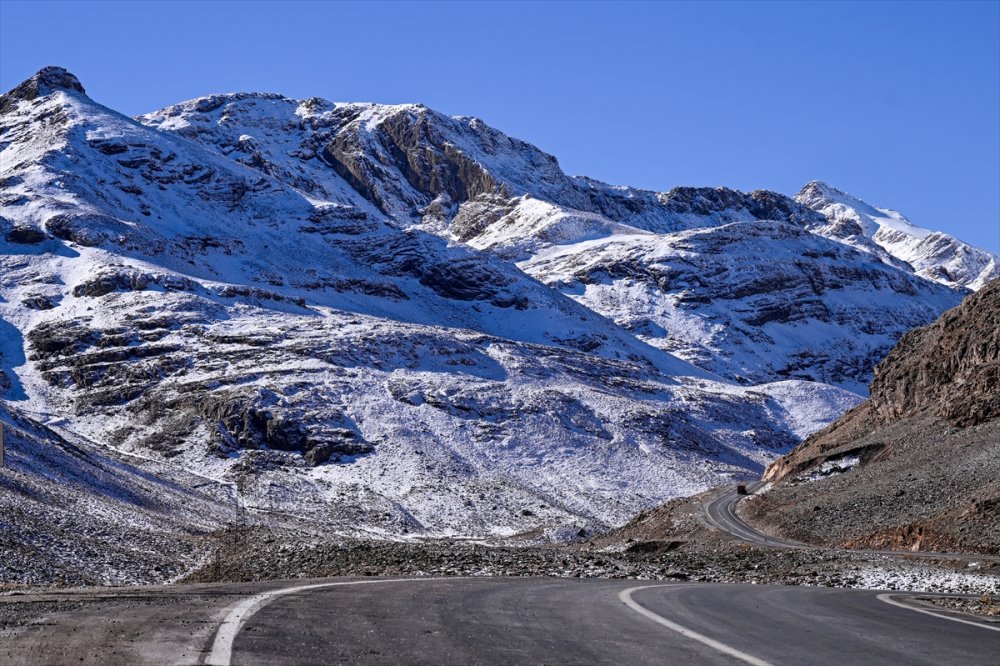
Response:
618,584,774,666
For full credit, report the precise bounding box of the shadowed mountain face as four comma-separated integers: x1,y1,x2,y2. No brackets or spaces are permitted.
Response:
751,280,1000,554
0,402,241,585
0,67,986,552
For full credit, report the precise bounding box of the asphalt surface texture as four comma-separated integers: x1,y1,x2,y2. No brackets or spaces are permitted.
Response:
2,577,998,665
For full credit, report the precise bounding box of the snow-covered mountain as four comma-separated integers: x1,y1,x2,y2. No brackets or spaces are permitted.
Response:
137,85,969,395
0,67,985,550
457,194,961,395
796,180,998,291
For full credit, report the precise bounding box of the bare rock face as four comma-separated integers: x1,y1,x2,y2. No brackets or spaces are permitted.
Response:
765,279,999,483
0,66,85,113
451,194,518,242
45,213,112,246
4,225,46,244
867,278,1000,426
367,108,506,203
655,186,825,228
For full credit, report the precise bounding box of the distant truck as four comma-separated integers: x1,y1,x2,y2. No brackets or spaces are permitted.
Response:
736,484,749,495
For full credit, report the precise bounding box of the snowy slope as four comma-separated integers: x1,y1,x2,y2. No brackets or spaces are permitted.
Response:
0,68,863,546
0,402,239,585
796,181,999,291
139,91,973,395
456,196,963,394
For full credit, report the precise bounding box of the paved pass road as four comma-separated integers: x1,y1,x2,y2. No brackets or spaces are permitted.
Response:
703,484,1000,563
2,577,997,665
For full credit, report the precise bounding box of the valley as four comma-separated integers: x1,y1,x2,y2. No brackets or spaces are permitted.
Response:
0,67,997,601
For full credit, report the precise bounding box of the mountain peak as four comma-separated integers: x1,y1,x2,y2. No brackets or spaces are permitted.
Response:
2,66,86,105
797,180,846,201
795,180,878,215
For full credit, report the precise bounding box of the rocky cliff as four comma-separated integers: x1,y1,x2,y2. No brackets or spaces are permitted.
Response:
867,278,1000,426
748,280,1000,554
765,279,1000,481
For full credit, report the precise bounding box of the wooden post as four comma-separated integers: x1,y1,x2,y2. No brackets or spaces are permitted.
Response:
0,422,5,468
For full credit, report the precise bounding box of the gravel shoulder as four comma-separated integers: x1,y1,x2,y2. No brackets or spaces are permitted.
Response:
169,520,1000,596
920,594,1000,621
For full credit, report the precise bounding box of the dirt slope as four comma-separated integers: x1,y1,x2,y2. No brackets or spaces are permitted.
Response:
743,280,1000,554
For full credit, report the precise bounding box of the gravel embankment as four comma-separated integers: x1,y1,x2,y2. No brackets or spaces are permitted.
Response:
177,525,1000,595
740,418,1000,555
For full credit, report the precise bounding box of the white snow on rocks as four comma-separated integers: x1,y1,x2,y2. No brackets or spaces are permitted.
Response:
796,181,998,291
0,68,989,549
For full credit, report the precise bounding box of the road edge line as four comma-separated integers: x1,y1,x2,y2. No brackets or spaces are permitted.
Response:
203,578,436,665
875,593,1000,633
618,585,774,666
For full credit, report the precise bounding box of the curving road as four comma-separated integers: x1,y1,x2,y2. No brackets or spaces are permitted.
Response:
703,484,1000,563
3,488,997,665
704,483,808,550
2,577,998,665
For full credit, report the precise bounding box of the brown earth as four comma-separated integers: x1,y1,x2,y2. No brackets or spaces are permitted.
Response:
751,279,1000,554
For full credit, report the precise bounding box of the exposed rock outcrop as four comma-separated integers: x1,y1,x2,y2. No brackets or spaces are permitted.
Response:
867,278,1000,426
766,279,1000,482
748,280,1000,555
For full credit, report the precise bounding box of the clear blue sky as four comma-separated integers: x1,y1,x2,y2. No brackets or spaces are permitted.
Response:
2,0,998,251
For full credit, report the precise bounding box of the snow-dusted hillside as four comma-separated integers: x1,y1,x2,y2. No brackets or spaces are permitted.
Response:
0,402,239,585
0,67,984,553
0,68,865,547
138,86,973,394
447,188,974,396
796,181,998,291
455,194,962,394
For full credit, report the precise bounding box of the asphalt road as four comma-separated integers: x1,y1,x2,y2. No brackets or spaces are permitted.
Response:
703,484,1000,563
2,577,997,665
704,483,808,550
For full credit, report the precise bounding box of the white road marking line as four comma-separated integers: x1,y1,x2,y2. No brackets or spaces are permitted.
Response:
876,593,1000,633
618,585,774,666
204,578,436,666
